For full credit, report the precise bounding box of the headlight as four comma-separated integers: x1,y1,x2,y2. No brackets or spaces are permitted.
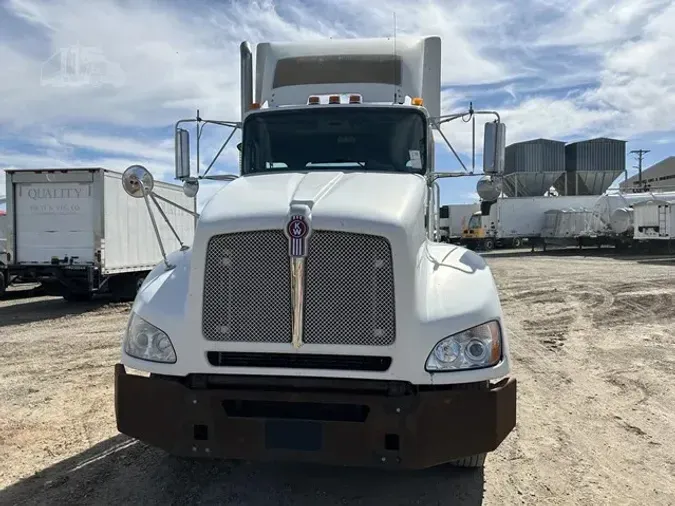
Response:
425,320,501,372
123,312,177,363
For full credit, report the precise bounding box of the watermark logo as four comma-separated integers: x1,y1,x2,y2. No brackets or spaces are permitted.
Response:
40,43,125,88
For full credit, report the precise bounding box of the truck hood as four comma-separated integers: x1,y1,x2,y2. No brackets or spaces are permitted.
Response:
128,172,512,384
199,171,428,231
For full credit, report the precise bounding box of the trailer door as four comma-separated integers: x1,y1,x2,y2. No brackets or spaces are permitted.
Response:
14,182,95,264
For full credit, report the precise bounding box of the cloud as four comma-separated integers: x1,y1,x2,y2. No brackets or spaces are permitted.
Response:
0,0,517,131
533,0,670,49
0,0,674,210
583,3,675,137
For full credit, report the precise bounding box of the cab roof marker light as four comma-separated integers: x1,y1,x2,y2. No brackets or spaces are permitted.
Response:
349,94,362,104
308,96,320,105
412,97,424,106
328,95,340,104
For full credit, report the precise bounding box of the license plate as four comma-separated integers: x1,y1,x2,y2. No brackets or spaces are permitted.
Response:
264,420,323,452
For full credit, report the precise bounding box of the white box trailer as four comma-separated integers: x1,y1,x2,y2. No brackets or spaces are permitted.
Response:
438,203,479,242
0,210,6,256
4,168,196,301
633,199,674,242
0,209,8,295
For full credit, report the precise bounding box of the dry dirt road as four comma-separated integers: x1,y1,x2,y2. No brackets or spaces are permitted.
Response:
1,250,674,505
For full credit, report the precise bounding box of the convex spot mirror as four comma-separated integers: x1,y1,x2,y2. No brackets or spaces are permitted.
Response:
122,164,154,199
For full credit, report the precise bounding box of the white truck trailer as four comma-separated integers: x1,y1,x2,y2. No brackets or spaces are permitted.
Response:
113,36,516,470
462,195,600,250
632,198,674,250
0,206,8,295
3,167,196,301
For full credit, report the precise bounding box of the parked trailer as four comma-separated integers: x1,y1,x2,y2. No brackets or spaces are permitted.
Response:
586,191,675,238
538,191,675,250
438,204,479,243
462,195,599,250
632,199,674,251
541,207,592,242
4,168,196,301
0,208,8,295
540,206,613,249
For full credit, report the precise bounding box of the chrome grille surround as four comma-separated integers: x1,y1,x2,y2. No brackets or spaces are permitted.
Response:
202,230,396,346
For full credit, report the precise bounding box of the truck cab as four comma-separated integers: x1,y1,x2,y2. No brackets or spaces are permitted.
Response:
114,35,516,470
461,211,489,249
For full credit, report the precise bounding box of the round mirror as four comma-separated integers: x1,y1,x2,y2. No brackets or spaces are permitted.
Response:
122,164,154,198
183,178,199,198
476,176,501,202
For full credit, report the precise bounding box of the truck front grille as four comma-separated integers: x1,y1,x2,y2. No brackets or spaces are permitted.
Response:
202,230,396,346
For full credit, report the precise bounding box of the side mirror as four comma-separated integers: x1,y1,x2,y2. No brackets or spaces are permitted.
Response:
175,128,191,180
122,165,155,199
483,121,506,175
476,175,502,202
183,178,199,198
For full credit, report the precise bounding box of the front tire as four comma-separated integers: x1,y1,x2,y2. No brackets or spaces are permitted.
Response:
483,238,495,251
110,273,147,302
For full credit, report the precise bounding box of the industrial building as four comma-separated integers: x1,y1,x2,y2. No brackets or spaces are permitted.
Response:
559,137,627,195
501,136,627,197
502,138,565,197
619,156,675,193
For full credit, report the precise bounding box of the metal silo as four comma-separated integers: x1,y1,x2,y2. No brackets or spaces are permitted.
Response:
502,138,566,197
558,138,626,195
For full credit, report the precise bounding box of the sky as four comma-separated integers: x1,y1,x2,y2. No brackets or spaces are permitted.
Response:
1,0,674,211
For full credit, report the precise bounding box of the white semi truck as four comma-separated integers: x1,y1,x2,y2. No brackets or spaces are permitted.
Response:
3,168,196,301
114,36,516,470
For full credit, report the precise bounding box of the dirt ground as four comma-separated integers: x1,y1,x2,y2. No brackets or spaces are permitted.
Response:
0,250,674,505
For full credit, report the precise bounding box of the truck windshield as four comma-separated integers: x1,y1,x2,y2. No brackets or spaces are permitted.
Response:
468,214,482,229
241,107,427,175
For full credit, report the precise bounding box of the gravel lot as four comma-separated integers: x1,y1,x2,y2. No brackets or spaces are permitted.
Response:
1,250,674,505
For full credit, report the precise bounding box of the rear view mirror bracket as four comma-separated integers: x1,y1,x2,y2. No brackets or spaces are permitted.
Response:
430,104,505,176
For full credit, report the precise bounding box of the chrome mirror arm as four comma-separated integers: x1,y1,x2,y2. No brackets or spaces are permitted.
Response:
122,164,200,271
139,184,173,270
152,191,200,218
148,193,186,251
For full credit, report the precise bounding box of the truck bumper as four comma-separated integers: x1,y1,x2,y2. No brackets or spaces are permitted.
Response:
114,364,516,470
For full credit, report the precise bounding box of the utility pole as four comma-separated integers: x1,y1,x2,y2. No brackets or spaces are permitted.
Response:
629,149,650,191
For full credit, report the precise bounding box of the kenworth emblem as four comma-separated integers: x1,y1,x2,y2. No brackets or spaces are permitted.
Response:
286,215,309,258
284,206,312,349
